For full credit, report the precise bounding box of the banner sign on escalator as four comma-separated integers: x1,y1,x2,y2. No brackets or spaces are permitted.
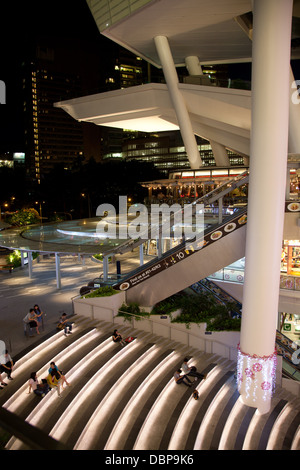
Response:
114,211,247,291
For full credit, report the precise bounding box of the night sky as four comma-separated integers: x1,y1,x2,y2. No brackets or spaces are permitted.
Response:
1,1,100,70
0,1,103,152
0,1,299,153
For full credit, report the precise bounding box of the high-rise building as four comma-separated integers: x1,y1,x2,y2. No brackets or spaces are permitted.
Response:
122,131,245,174
22,56,84,183
21,39,103,183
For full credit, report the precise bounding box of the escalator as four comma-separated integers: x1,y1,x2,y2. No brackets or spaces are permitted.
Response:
276,330,300,381
192,278,300,381
191,277,242,318
113,206,247,305
101,171,249,306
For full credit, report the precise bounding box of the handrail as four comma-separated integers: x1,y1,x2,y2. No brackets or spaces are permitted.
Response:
0,406,70,450
192,279,242,316
209,268,300,292
193,280,300,378
276,330,300,371
111,206,247,289
115,307,300,380
116,309,238,358
108,170,249,256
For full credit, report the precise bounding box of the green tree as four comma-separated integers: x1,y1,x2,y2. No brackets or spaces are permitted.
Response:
10,208,40,226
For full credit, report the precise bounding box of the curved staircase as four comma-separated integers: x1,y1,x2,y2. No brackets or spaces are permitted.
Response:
0,316,299,450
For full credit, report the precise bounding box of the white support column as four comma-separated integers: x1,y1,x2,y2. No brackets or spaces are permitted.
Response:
103,256,109,282
157,237,162,258
154,36,202,169
185,56,202,75
185,56,230,168
139,243,144,266
238,0,293,414
210,140,230,167
286,166,291,200
218,197,223,225
184,56,230,168
27,252,33,278
289,67,300,153
55,253,61,289
20,251,25,268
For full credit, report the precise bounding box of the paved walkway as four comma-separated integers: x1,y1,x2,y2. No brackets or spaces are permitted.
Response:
0,251,148,357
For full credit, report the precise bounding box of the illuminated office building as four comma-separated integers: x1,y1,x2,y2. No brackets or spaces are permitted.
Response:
122,131,245,173
22,58,84,183
21,41,104,183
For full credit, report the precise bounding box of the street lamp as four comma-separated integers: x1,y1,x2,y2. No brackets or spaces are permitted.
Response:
81,192,91,218
0,202,9,222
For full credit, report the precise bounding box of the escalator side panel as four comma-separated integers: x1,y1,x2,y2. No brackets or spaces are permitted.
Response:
126,224,246,306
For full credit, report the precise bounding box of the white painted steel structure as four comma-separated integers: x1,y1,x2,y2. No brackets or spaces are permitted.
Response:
55,0,300,413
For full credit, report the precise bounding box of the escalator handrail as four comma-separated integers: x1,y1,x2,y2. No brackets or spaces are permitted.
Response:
108,171,249,256
195,280,300,376
112,206,247,287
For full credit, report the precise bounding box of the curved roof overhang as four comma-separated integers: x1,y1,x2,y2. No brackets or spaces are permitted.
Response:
87,0,300,67
55,82,251,156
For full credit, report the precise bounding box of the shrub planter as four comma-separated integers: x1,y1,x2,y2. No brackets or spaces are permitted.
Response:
73,291,126,322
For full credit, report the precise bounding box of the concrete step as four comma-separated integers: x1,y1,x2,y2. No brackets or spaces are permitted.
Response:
2,320,300,451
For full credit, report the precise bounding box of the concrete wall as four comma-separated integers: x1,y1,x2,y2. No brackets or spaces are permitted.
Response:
73,296,239,361
73,291,126,322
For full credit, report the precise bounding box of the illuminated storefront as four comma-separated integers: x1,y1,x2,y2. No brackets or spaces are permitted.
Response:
281,240,300,277
280,312,300,341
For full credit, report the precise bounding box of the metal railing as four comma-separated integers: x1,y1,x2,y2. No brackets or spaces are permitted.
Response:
0,407,69,450
105,170,249,257
209,269,300,293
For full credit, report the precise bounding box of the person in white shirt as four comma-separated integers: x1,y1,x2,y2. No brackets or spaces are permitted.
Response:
0,349,14,381
174,369,192,387
181,358,206,381
28,372,49,397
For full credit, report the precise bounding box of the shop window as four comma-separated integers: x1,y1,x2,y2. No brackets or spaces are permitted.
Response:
282,241,300,276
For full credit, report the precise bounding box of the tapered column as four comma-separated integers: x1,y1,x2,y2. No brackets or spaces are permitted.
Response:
27,252,33,279
55,253,61,289
289,67,300,153
185,56,202,75
238,0,293,414
154,36,202,169
139,243,144,266
103,255,109,282
210,140,230,167
20,251,25,268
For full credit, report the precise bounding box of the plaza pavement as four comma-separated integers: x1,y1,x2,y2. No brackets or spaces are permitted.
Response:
0,251,147,358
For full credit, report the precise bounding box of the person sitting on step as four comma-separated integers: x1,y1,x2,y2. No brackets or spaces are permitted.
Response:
112,329,126,346
181,357,207,381
60,313,73,336
174,369,192,387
